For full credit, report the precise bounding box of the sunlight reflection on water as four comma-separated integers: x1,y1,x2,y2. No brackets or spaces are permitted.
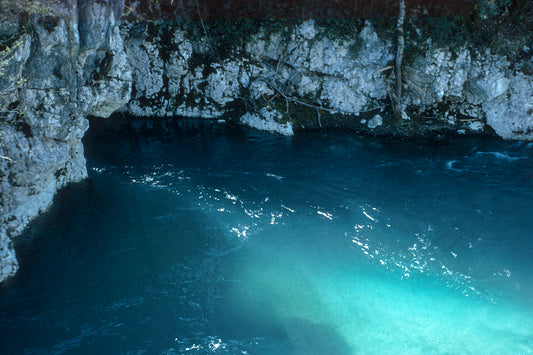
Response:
1,121,532,354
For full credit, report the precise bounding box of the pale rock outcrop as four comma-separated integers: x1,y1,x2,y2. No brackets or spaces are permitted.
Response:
123,20,394,125
404,45,533,136
484,73,533,139
368,114,383,129
121,19,532,139
240,106,294,135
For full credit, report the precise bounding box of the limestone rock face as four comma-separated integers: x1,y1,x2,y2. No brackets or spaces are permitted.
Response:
403,47,533,137
122,20,395,130
483,73,533,140
79,25,132,118
122,19,533,138
0,0,131,283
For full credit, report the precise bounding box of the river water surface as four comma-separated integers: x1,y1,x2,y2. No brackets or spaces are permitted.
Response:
1,119,533,354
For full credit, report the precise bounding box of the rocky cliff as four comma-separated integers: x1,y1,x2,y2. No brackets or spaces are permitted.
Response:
1,0,532,282
120,19,533,138
0,0,130,281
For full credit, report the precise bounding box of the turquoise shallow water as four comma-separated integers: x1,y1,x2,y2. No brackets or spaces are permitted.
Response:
1,119,533,354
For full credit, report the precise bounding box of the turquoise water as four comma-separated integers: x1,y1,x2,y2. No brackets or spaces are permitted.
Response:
1,119,533,354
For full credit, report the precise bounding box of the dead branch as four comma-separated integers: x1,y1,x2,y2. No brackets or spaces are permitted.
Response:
393,0,406,117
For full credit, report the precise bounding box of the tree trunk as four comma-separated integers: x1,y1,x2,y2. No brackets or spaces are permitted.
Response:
394,0,406,117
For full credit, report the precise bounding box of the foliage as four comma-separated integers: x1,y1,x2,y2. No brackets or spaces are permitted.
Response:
315,18,363,40
0,0,54,23
203,19,262,57
123,0,400,21
0,33,28,169
470,0,533,54
122,0,531,58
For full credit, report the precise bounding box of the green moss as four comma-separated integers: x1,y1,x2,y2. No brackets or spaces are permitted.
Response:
145,22,183,62
205,19,260,54
315,18,363,40
264,97,373,130
403,0,533,58
368,17,397,38
417,17,469,49
183,88,205,109
0,0,52,23
259,18,302,40
187,51,211,73
180,19,305,61
287,102,326,128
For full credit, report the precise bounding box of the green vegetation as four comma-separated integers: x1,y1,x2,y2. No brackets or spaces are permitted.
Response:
0,0,55,23
315,18,363,40
0,35,27,124
406,0,533,56
0,25,31,163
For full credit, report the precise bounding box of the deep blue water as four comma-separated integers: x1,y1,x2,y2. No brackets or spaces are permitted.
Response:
1,119,533,354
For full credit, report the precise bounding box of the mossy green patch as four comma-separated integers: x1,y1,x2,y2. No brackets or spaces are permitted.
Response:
315,18,363,41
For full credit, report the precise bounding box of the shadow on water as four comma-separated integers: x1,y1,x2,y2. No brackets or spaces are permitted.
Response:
0,164,231,352
1,117,352,354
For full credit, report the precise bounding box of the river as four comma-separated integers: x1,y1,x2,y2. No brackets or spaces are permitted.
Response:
1,118,532,354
